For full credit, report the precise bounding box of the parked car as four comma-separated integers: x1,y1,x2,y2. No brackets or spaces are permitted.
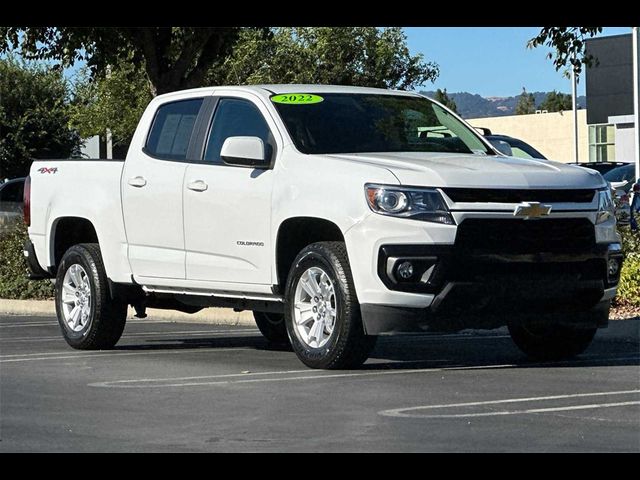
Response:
603,163,638,226
0,177,25,234
603,163,637,193
486,134,547,160
568,161,630,176
24,85,622,368
474,128,547,160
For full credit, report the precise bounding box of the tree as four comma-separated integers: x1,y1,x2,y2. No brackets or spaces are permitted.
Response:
528,27,603,76
69,61,152,149
433,88,458,113
515,87,536,115
538,90,573,112
210,27,439,90
0,27,245,95
0,57,81,178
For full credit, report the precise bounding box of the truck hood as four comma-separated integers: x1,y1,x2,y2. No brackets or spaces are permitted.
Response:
325,152,606,189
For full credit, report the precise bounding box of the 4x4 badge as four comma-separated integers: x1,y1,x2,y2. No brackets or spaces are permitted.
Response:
513,201,552,219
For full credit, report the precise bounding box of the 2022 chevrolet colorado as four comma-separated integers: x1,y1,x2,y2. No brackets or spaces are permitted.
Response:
24,85,623,369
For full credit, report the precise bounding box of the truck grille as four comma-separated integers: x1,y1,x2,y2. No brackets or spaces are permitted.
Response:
442,188,596,204
455,218,596,254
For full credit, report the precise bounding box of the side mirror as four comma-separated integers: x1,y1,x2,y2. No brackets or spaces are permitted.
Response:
490,140,513,156
220,136,269,168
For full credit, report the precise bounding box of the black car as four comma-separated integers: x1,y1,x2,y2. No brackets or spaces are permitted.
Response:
0,177,26,233
477,130,547,160
568,161,630,176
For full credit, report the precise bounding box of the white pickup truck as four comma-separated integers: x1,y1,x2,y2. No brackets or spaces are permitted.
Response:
24,85,623,369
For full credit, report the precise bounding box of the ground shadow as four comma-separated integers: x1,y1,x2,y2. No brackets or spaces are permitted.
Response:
113,334,293,352
112,319,639,371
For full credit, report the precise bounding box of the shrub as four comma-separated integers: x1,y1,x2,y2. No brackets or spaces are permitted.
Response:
615,227,640,307
0,222,54,299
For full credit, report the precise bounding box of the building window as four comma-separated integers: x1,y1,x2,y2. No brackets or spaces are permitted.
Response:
589,124,615,162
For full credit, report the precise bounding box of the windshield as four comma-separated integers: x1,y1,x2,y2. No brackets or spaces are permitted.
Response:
271,93,493,156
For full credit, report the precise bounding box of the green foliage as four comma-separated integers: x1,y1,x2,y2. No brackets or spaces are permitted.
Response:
528,27,603,76
616,227,640,307
0,57,81,178
69,62,152,148
538,90,573,112
0,222,54,300
433,89,458,113
515,87,536,115
0,27,244,95
211,27,439,90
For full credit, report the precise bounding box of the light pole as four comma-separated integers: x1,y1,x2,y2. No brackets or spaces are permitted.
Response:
571,55,579,163
633,27,640,181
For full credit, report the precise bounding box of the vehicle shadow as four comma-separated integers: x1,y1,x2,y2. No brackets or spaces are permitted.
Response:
365,318,640,371
113,334,293,352
112,319,639,371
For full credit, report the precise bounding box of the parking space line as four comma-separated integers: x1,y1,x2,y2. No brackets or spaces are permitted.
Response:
0,329,261,343
418,401,640,418
90,365,491,389
0,347,254,363
379,389,640,418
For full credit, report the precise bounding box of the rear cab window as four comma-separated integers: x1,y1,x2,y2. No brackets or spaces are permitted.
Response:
145,98,204,160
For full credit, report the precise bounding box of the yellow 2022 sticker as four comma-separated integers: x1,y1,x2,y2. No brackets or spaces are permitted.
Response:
271,94,324,105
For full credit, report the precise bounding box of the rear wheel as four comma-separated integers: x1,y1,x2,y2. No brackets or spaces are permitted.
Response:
253,311,288,344
284,241,376,369
55,243,127,350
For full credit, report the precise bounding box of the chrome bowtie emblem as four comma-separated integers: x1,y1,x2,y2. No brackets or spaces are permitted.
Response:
513,201,552,219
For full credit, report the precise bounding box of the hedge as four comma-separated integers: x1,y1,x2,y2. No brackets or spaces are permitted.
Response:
0,221,54,299
615,227,640,307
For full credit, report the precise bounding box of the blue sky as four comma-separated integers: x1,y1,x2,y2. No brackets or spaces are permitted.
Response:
404,27,632,97
44,27,635,98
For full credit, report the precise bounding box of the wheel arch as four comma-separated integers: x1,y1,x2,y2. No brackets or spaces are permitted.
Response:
50,216,99,269
274,216,346,293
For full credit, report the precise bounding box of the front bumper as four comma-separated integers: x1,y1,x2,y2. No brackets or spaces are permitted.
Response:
361,241,621,334
345,213,622,335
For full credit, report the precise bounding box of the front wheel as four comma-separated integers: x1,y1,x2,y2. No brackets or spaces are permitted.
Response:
284,241,376,369
55,243,127,350
507,306,605,360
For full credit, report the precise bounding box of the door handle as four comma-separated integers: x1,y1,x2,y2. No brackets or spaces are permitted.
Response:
128,176,147,188
187,180,208,192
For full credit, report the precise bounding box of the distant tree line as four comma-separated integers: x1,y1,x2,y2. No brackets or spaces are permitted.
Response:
515,88,574,115
0,27,439,177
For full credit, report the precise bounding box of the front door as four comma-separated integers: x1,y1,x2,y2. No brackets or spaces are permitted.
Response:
183,96,276,285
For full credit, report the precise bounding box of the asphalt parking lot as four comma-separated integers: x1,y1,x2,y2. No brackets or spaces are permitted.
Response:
1,314,638,452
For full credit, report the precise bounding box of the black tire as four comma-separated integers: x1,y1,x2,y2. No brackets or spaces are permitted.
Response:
284,241,376,369
55,243,127,350
507,304,606,360
253,311,289,344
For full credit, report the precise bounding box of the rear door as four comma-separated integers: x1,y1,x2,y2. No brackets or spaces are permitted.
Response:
122,97,205,280
183,94,278,285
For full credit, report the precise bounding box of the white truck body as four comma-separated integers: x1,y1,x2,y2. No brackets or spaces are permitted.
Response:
24,85,623,367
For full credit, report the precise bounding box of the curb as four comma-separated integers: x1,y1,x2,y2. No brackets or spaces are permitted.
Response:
0,299,256,326
1,299,638,340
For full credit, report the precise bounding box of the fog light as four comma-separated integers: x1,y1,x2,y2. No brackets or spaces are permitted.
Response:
608,258,620,276
397,261,414,280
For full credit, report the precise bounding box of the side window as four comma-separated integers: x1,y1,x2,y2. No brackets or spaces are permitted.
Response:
0,181,23,213
204,98,272,163
145,98,203,160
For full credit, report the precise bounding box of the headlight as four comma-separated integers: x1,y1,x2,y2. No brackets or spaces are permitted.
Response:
365,184,455,225
596,189,615,224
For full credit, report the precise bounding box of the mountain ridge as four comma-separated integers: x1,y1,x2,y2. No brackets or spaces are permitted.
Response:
420,90,587,119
